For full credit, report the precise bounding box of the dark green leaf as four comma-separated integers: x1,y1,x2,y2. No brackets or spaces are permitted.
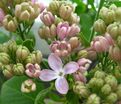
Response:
1,76,44,104
22,39,35,52
66,90,80,104
34,85,53,104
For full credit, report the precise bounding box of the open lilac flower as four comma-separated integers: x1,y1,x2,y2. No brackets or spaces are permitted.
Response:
39,53,79,94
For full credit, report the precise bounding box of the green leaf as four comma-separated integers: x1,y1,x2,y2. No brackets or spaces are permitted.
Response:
1,76,44,104
66,90,80,104
0,31,10,43
22,39,35,52
34,84,53,104
80,13,94,41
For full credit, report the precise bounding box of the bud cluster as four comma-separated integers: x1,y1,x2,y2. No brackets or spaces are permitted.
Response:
38,0,81,57
73,70,121,104
0,40,42,78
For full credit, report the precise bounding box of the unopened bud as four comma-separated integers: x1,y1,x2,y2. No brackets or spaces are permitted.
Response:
86,94,100,104
0,53,10,64
115,7,121,21
109,4,117,11
2,65,13,78
78,50,88,59
93,19,106,33
13,63,25,75
16,45,30,61
105,75,118,90
21,79,36,93
99,7,115,24
7,40,17,53
106,93,117,104
47,0,60,15
116,84,121,100
20,10,30,21
69,13,80,24
101,84,111,95
59,3,73,20
73,81,89,98
69,37,79,49
94,71,106,79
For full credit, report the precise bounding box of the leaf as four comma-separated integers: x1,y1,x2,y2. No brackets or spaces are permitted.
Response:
1,76,44,104
34,85,53,104
80,13,94,41
22,39,35,52
66,90,80,104
0,31,10,43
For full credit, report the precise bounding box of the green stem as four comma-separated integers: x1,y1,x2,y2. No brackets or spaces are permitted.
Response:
89,0,105,42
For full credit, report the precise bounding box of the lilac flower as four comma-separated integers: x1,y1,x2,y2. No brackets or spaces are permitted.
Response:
39,53,79,94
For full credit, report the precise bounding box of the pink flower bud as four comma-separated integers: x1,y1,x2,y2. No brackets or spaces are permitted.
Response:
73,72,87,83
0,8,5,26
25,63,41,78
78,58,92,73
68,24,80,37
50,41,71,57
57,22,70,40
91,34,114,52
40,11,55,26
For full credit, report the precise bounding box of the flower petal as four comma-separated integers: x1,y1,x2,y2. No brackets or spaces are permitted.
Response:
55,77,69,94
48,53,63,72
39,69,57,81
64,62,79,74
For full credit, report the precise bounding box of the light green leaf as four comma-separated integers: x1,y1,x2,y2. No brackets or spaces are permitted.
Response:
1,76,44,104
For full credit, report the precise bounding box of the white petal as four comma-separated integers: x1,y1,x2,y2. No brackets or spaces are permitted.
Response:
48,53,63,72
64,62,79,74
55,77,69,94
39,69,57,81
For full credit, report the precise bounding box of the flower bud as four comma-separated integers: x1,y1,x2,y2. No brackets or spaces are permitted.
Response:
107,22,121,39
13,63,25,75
57,22,70,40
109,4,117,11
94,71,106,79
59,3,73,20
101,84,111,95
69,37,79,49
105,75,118,90
115,7,121,21
0,8,5,26
73,81,90,98
88,78,97,88
25,63,41,78
116,84,121,100
86,94,100,104
50,41,71,57
2,65,13,78
68,24,80,37
40,11,55,26
106,93,117,104
91,35,113,52
109,45,121,61
78,50,88,59
50,24,57,38
0,53,10,64
69,13,80,24
32,50,42,64
16,45,30,61
93,19,106,33
7,40,17,53
21,79,36,93
73,72,87,83
47,0,60,15
117,36,121,48
54,17,64,25
99,7,115,24
20,10,30,21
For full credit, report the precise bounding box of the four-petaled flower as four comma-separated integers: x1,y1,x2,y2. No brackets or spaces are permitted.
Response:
39,53,79,94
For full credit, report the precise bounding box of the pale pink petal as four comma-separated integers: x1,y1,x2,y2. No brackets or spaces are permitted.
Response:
55,77,69,94
48,53,63,72
39,69,57,81
64,62,79,74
